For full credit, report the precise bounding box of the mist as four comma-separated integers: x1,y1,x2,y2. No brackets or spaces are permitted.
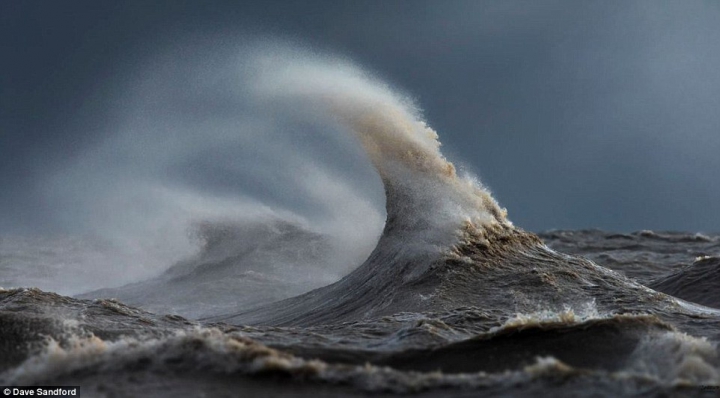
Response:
4,39,398,295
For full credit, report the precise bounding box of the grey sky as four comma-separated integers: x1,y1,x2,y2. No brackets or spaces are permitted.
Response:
2,0,720,233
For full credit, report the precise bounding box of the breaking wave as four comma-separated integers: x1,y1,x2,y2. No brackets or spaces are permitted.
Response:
2,38,720,396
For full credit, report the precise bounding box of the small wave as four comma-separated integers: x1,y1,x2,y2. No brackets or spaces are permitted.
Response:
79,218,342,318
650,256,720,309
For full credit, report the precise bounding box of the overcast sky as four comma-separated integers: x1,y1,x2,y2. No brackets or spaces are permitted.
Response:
2,0,720,233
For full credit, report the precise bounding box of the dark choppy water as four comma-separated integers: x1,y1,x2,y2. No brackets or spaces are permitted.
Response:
2,228,719,397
